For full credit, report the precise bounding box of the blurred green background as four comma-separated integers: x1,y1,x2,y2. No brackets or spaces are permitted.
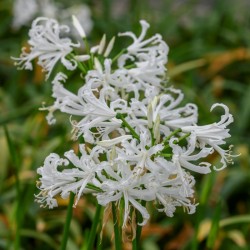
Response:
0,0,250,249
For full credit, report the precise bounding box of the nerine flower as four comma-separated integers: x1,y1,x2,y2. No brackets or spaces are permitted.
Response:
12,0,38,29
117,20,169,95
36,144,103,208
96,160,151,227
44,74,129,142
15,17,234,228
12,17,80,79
182,103,234,170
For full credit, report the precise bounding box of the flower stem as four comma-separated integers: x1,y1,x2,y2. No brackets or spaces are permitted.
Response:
112,202,122,250
112,48,127,64
163,128,182,144
60,192,75,250
178,132,191,142
162,131,191,152
87,204,102,250
116,113,140,141
86,183,103,192
132,200,146,250
68,53,87,74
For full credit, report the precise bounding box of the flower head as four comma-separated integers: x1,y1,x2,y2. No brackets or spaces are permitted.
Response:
23,18,236,230
12,17,80,79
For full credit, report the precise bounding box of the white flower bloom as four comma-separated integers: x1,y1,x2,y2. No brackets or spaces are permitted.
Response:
96,161,151,227
12,0,38,29
182,103,234,170
86,59,138,96
12,0,93,37
119,20,168,56
170,135,213,174
39,0,57,19
145,170,196,217
129,89,197,137
36,145,103,208
117,20,169,93
117,130,164,175
44,76,129,142
31,18,235,229
40,72,86,124
74,85,127,142
12,17,80,80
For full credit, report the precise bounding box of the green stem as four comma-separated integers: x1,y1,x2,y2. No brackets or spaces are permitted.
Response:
116,113,140,141
112,49,127,64
158,153,172,158
112,202,122,250
83,37,90,54
86,183,103,193
82,37,94,69
87,204,102,250
68,53,87,74
60,192,75,250
96,223,103,250
163,128,182,144
149,128,155,146
132,200,146,250
162,132,191,152
178,132,191,142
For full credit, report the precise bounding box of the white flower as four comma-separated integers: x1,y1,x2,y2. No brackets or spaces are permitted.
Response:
12,0,38,29
170,135,213,174
74,85,127,142
35,145,103,208
129,89,197,138
145,170,196,217
44,76,129,142
31,18,235,228
86,59,137,96
117,20,169,93
40,72,86,124
182,103,234,170
96,161,151,227
39,0,57,19
118,20,168,56
117,129,164,175
12,17,80,80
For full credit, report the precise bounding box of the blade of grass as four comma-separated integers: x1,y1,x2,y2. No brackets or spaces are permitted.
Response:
220,215,250,227
192,172,216,250
4,126,21,250
168,59,207,78
21,229,58,249
206,200,222,249
0,104,39,126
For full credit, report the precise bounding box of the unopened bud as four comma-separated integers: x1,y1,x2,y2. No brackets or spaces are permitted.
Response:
104,37,115,57
72,15,86,38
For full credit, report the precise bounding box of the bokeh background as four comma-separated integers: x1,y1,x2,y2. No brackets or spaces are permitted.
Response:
0,0,250,249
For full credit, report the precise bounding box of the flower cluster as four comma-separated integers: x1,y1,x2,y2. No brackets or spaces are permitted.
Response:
12,0,93,36
14,17,234,227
